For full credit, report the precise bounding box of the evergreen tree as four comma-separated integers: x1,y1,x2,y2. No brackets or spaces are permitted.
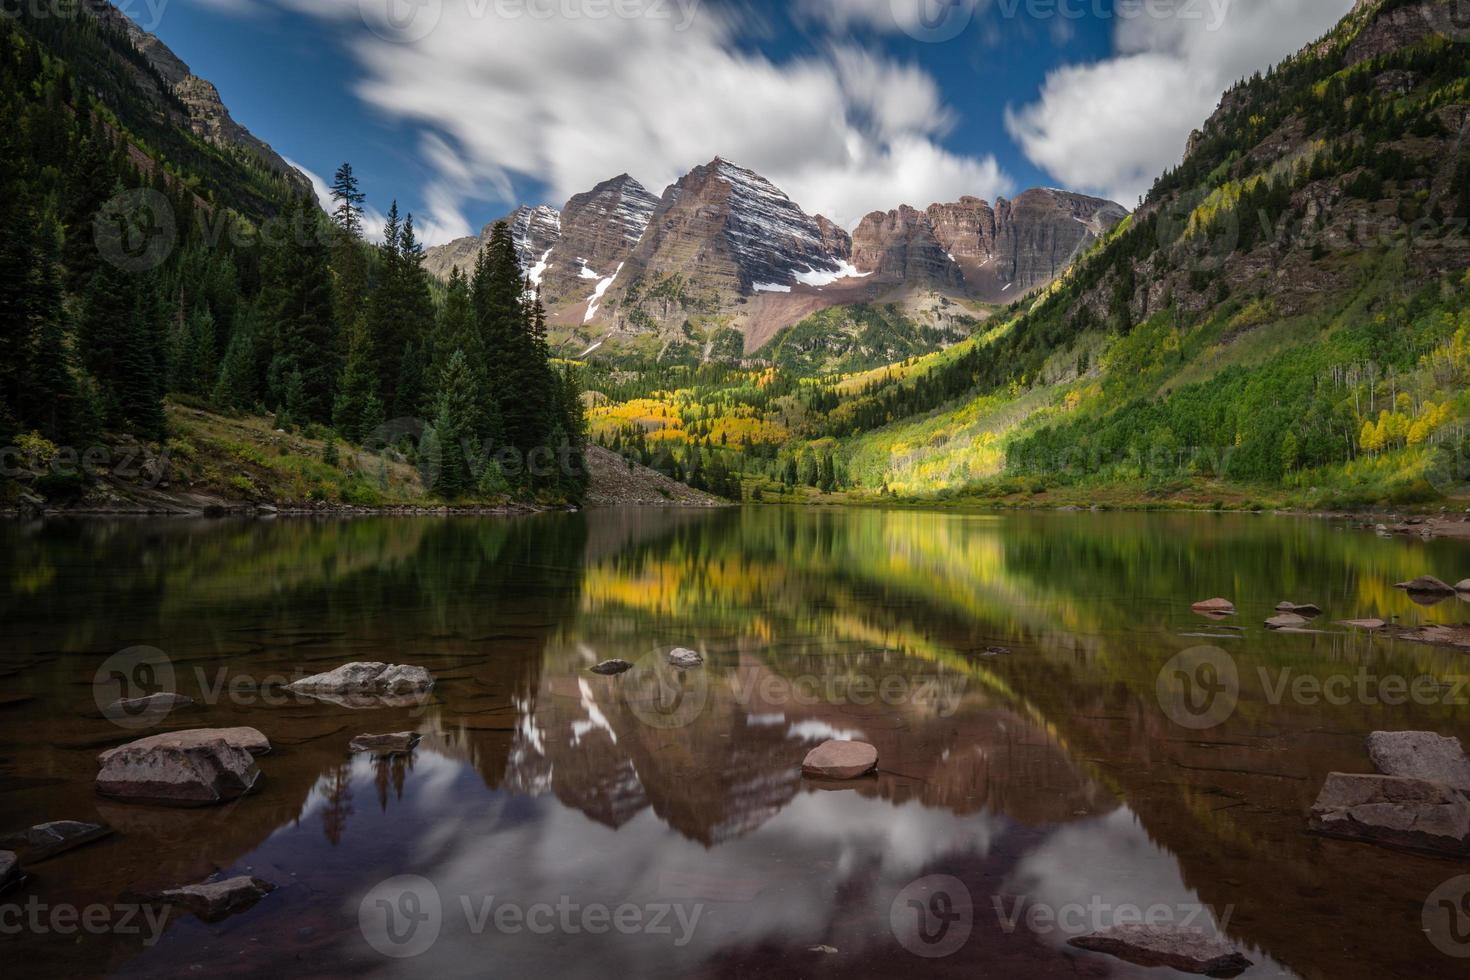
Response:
258,197,337,421
213,317,257,410
333,316,382,442
428,350,478,498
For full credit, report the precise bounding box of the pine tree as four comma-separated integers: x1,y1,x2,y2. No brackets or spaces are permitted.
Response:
213,317,256,410
428,349,478,498
333,316,382,442
258,197,337,421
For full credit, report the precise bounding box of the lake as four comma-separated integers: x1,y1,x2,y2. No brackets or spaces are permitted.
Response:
3,508,1469,978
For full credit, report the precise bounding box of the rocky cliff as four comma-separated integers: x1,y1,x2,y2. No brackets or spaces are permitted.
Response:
84,0,312,199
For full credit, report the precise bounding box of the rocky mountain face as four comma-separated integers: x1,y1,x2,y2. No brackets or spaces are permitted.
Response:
83,0,311,199
853,190,1130,301
423,203,563,282
423,156,1126,359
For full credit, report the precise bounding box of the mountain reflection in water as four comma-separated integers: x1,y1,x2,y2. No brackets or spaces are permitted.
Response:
3,508,1468,978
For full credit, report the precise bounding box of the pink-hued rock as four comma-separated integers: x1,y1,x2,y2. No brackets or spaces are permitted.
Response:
348,732,421,757
1265,613,1310,630
1069,924,1252,976
1338,618,1386,630
1191,598,1235,614
801,740,878,779
96,733,261,807
98,727,271,760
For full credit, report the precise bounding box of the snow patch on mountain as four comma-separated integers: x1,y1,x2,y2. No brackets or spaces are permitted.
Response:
793,260,871,289
584,262,623,323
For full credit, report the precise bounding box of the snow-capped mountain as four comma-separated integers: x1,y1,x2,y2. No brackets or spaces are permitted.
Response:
422,158,1126,360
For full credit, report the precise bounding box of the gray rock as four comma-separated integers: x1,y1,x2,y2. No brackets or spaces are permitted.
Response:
1337,618,1386,630
107,692,195,715
1308,772,1470,855
286,662,434,702
666,648,704,669
0,850,25,895
96,732,262,807
1265,613,1309,630
1367,731,1470,792
1457,579,1470,592
1275,602,1322,617
589,659,634,675
1068,924,1252,976
349,732,421,757
1395,576,1455,594
99,727,271,759
153,875,275,921
802,740,878,779
0,820,112,862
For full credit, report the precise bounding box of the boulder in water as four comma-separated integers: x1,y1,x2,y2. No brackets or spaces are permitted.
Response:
1367,731,1470,792
802,740,878,779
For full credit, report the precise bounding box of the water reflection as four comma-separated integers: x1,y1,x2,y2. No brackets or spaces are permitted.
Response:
1,510,1468,977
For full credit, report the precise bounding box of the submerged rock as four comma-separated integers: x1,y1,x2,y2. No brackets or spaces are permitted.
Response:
152,875,275,921
666,648,704,669
286,663,434,706
0,850,26,895
1068,924,1252,976
1394,576,1455,594
348,732,421,757
589,659,634,675
107,692,195,715
1275,602,1322,617
1191,598,1235,615
1367,731,1470,792
1338,618,1386,630
0,820,112,862
1265,613,1310,630
801,740,878,779
1308,772,1470,855
96,731,263,807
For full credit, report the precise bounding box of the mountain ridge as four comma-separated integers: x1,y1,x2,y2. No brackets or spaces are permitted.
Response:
423,159,1126,362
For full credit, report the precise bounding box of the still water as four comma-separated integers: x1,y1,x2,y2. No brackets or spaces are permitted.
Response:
3,508,1470,978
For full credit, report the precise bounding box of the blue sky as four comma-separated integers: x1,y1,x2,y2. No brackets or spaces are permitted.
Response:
123,0,1353,243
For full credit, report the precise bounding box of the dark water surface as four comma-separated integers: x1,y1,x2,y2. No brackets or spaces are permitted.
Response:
3,508,1470,978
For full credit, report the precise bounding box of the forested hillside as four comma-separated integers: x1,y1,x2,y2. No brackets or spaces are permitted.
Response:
593,0,1470,510
0,4,585,509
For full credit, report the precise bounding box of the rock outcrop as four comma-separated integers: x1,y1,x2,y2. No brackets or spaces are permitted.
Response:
1366,731,1470,792
96,730,265,806
149,875,276,921
0,821,112,862
1308,772,1470,855
801,740,878,779
1069,925,1252,976
286,662,434,706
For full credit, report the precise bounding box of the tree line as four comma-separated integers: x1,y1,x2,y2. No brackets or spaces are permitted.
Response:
0,12,584,503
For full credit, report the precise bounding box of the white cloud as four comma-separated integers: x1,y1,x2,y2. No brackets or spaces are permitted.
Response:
1005,0,1356,204
256,0,1010,232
